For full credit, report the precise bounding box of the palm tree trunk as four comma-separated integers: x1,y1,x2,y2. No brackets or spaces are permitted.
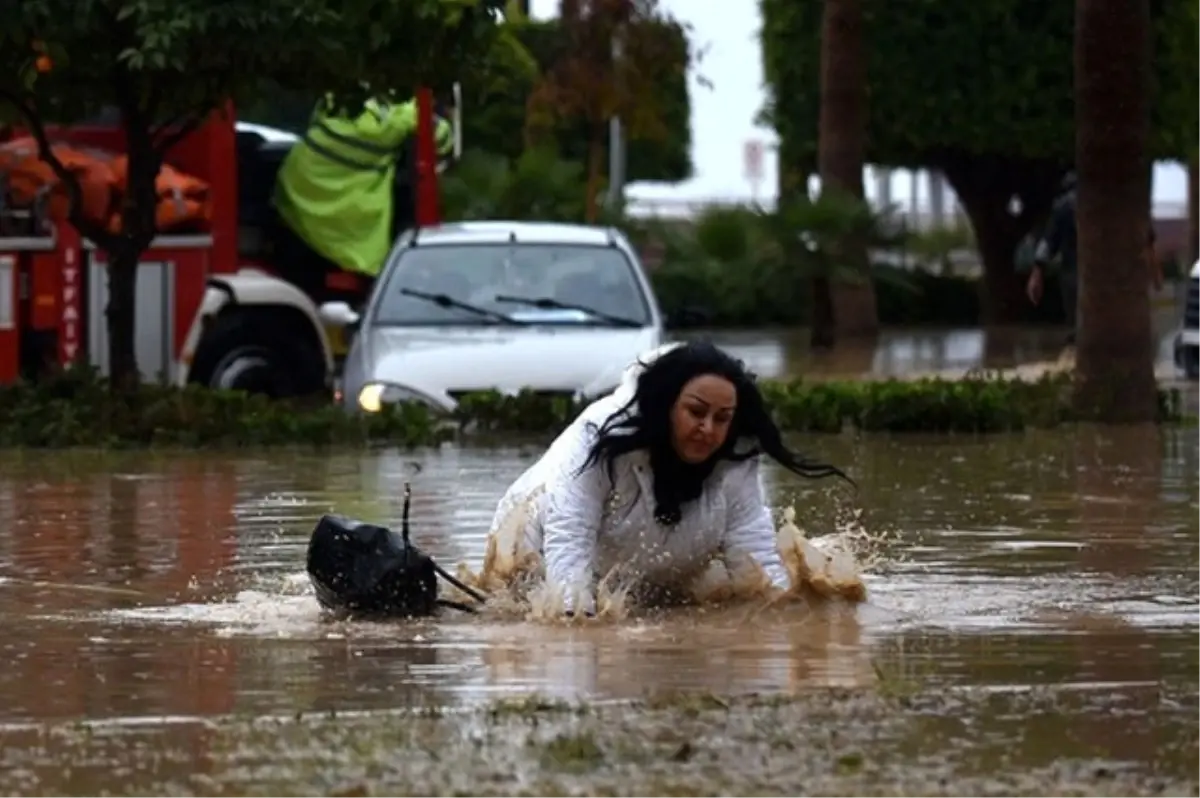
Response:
1073,0,1157,422
1188,158,1198,265
816,0,878,349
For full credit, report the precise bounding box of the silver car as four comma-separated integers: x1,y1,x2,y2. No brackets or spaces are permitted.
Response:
323,220,667,414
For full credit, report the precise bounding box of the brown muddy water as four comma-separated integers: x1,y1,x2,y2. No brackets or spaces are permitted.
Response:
0,425,1197,795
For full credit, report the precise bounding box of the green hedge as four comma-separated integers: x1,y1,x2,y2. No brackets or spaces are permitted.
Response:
651,263,1070,329
0,368,1182,450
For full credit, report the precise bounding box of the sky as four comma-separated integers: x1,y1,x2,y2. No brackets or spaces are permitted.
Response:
526,0,1190,219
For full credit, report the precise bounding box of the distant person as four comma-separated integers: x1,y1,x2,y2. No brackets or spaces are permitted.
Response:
483,341,851,617
1027,171,1163,345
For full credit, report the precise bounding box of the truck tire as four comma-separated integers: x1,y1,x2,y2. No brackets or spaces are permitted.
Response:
190,310,325,399
1184,347,1199,381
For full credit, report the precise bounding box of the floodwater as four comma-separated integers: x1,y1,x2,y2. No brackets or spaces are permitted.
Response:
0,423,1197,795
691,305,1190,383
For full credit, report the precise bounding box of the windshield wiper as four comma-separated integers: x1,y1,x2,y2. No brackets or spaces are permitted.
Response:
400,288,528,326
493,294,643,328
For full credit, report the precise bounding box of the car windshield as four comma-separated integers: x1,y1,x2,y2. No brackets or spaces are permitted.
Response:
371,242,653,327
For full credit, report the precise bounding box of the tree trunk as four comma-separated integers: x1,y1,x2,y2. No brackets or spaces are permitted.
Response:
816,0,877,348
105,247,140,391
831,280,879,338
810,275,836,349
106,110,160,392
1073,0,1157,422
584,126,604,223
775,135,813,202
939,153,1066,325
1188,158,1198,265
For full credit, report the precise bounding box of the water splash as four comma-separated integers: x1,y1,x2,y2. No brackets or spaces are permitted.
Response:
94,499,891,637
453,502,883,625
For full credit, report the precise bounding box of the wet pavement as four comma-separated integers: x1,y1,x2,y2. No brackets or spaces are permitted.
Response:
0,421,1196,794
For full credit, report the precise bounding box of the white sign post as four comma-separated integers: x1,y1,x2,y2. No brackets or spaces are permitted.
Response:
743,139,765,202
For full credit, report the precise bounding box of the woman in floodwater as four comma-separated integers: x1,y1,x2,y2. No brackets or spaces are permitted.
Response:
485,340,852,617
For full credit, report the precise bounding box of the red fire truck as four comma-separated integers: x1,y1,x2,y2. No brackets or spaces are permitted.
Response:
0,89,452,396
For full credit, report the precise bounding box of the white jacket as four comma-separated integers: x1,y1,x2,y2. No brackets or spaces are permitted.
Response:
486,345,791,613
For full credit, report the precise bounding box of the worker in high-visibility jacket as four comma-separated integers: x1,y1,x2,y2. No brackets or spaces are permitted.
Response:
273,96,454,280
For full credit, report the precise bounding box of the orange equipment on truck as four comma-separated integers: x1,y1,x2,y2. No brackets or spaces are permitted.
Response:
0,88,450,392
0,139,214,235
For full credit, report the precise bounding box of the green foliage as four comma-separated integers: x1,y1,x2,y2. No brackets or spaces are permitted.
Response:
235,13,693,183
0,366,1182,449
0,0,508,255
477,371,1187,434
651,197,900,280
641,199,921,327
903,223,977,276
239,24,539,147
643,199,1075,328
759,0,1197,168
441,148,588,222
649,258,980,329
2,0,509,130
760,0,1196,322
514,15,693,182
0,367,447,449
651,256,1072,329
454,27,543,161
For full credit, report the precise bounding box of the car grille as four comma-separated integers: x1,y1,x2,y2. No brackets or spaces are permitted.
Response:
1186,278,1199,330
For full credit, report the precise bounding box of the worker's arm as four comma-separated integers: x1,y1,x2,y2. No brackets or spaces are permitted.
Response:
433,117,453,158
1033,201,1070,271
368,98,453,158
1027,201,1071,305
373,100,419,148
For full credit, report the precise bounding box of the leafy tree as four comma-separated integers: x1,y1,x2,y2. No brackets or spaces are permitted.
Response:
760,0,1197,323
0,0,506,388
235,12,694,184
516,14,694,185
239,27,540,159
525,0,692,221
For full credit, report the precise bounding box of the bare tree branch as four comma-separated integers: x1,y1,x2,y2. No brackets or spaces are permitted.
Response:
152,113,207,156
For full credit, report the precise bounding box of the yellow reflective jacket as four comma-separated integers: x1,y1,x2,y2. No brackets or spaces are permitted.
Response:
273,97,453,278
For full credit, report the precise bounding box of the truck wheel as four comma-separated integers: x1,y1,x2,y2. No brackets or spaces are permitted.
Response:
1184,347,1199,381
209,344,291,395
191,312,324,399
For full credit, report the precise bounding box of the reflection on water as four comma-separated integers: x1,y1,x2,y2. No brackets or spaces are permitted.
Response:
695,314,1187,381
694,326,1067,380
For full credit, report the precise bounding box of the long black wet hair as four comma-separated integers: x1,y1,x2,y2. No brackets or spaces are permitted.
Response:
578,341,852,526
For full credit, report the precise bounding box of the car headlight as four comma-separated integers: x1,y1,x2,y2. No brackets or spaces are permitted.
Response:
357,383,446,413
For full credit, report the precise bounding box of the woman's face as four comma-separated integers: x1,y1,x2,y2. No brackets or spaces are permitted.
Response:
669,374,737,464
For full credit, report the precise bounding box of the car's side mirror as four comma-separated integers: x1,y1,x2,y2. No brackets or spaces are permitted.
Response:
318,301,362,331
